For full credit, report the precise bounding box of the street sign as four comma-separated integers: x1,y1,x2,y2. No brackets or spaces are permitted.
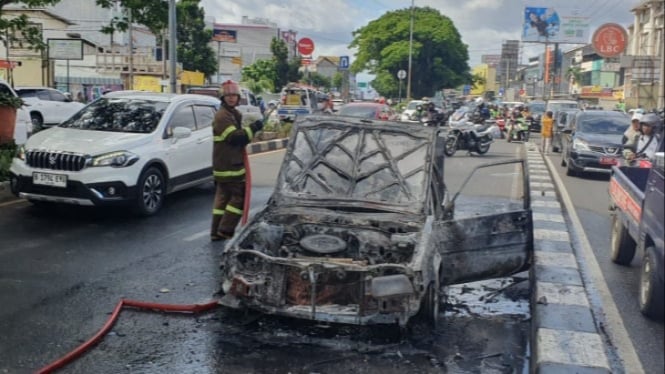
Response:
297,38,315,55
397,69,406,80
0,60,18,69
357,82,367,88
339,56,349,70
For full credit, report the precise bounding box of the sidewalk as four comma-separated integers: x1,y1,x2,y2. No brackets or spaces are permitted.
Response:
525,142,612,373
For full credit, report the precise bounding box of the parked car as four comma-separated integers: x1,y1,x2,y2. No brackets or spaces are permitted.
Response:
559,110,630,176
9,91,220,215
337,102,398,121
0,80,32,144
218,115,533,328
186,85,262,122
277,85,318,122
551,109,581,152
13,86,86,130
609,146,664,320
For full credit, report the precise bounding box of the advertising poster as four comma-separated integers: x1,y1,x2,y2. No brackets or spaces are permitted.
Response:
522,7,589,44
213,28,237,43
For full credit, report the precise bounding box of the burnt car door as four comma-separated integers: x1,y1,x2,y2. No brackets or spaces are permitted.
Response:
433,159,533,285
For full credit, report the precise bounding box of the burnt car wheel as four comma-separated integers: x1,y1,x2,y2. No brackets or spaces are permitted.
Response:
412,282,439,329
610,214,636,265
134,167,165,216
639,246,664,320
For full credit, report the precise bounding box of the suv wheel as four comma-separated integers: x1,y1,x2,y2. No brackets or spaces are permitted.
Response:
134,167,165,216
31,113,44,132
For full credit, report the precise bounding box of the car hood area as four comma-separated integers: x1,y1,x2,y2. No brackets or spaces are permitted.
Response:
23,127,153,156
272,116,436,216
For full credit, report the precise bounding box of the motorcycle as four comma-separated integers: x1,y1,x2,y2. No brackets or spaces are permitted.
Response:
506,118,530,142
444,120,494,156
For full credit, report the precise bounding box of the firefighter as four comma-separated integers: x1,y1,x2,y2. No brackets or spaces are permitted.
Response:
211,80,264,241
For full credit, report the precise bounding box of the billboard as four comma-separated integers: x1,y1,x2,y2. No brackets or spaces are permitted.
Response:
212,28,237,43
522,7,590,44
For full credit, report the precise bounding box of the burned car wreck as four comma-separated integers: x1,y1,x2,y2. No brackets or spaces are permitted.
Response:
219,116,533,327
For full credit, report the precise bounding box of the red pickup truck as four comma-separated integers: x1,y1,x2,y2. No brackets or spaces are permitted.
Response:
609,143,664,320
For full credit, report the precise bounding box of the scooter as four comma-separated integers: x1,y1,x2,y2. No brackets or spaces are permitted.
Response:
506,118,530,142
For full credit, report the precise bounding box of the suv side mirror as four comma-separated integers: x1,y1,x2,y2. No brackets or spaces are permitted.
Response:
172,126,192,139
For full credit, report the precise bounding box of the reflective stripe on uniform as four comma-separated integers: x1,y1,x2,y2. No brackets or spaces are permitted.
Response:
225,204,243,215
244,126,253,139
212,208,225,215
213,169,246,177
214,126,236,142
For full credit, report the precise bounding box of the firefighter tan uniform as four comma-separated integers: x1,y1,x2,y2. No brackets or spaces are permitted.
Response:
211,80,263,241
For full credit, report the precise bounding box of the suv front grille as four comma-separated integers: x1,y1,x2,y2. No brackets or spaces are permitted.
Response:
26,150,88,171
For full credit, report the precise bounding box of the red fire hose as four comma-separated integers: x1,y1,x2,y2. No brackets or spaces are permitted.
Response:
37,118,263,373
36,299,220,374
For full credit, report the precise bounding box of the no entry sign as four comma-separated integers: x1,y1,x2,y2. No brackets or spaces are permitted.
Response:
297,38,315,55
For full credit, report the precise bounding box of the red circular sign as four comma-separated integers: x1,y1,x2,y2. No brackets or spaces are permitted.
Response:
297,37,315,55
592,23,628,58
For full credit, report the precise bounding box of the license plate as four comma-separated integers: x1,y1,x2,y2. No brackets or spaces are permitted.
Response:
33,172,67,188
599,156,617,165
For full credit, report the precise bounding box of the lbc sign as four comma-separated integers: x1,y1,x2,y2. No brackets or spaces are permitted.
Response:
339,56,349,70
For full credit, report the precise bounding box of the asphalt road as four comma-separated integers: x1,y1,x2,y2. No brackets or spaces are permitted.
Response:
0,137,532,373
538,134,664,374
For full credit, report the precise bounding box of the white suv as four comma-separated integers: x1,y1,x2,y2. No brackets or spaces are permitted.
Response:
9,91,220,215
14,86,86,130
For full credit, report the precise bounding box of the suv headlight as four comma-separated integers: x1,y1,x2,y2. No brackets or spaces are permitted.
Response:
15,145,26,160
572,138,589,151
90,151,139,167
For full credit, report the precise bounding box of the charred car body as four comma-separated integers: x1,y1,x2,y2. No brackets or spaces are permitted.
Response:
219,116,533,327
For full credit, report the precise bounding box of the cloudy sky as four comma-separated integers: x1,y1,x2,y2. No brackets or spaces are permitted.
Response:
199,0,637,68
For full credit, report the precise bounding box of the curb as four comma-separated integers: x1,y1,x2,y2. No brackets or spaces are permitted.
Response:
0,138,290,205
526,144,612,373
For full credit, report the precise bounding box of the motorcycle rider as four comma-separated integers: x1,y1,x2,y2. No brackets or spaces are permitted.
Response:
210,80,264,241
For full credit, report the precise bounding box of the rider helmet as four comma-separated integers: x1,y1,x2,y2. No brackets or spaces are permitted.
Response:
639,113,662,132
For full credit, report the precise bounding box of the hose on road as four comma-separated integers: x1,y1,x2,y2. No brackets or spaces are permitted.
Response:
36,299,220,373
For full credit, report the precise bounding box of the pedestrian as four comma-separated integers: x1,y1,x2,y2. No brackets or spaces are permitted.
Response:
540,110,554,154
211,80,264,241
75,91,86,103
633,114,661,160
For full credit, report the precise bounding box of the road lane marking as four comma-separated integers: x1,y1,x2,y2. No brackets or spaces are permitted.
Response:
543,155,644,373
0,199,24,208
184,230,209,242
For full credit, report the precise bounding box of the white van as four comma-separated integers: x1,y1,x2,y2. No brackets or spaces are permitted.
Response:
186,86,262,123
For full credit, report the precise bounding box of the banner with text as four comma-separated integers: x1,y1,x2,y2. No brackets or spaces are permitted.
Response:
522,7,589,44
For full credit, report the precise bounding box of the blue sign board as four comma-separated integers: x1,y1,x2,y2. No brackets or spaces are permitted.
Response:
339,56,349,70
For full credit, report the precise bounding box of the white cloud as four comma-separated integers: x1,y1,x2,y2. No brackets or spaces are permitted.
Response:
199,0,637,66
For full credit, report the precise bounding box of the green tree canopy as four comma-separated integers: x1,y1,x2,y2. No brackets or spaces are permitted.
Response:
242,59,277,93
176,0,216,78
271,37,302,90
0,0,62,52
349,6,471,99
97,0,216,79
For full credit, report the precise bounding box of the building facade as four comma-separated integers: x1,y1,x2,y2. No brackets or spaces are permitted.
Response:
622,0,664,109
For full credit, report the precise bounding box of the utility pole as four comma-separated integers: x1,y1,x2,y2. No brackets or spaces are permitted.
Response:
406,0,414,100
168,0,177,93
128,11,133,90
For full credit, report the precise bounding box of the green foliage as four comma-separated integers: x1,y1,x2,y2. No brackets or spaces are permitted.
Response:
0,141,17,182
96,0,216,79
0,92,24,109
332,72,344,91
349,6,471,99
270,38,302,90
242,59,277,93
176,0,216,78
307,72,330,90
0,0,62,52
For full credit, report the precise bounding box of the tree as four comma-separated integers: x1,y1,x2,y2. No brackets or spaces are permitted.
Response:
349,6,471,99
270,37,302,90
307,72,330,90
242,59,277,93
96,0,216,79
175,0,216,78
332,72,344,91
0,0,62,52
